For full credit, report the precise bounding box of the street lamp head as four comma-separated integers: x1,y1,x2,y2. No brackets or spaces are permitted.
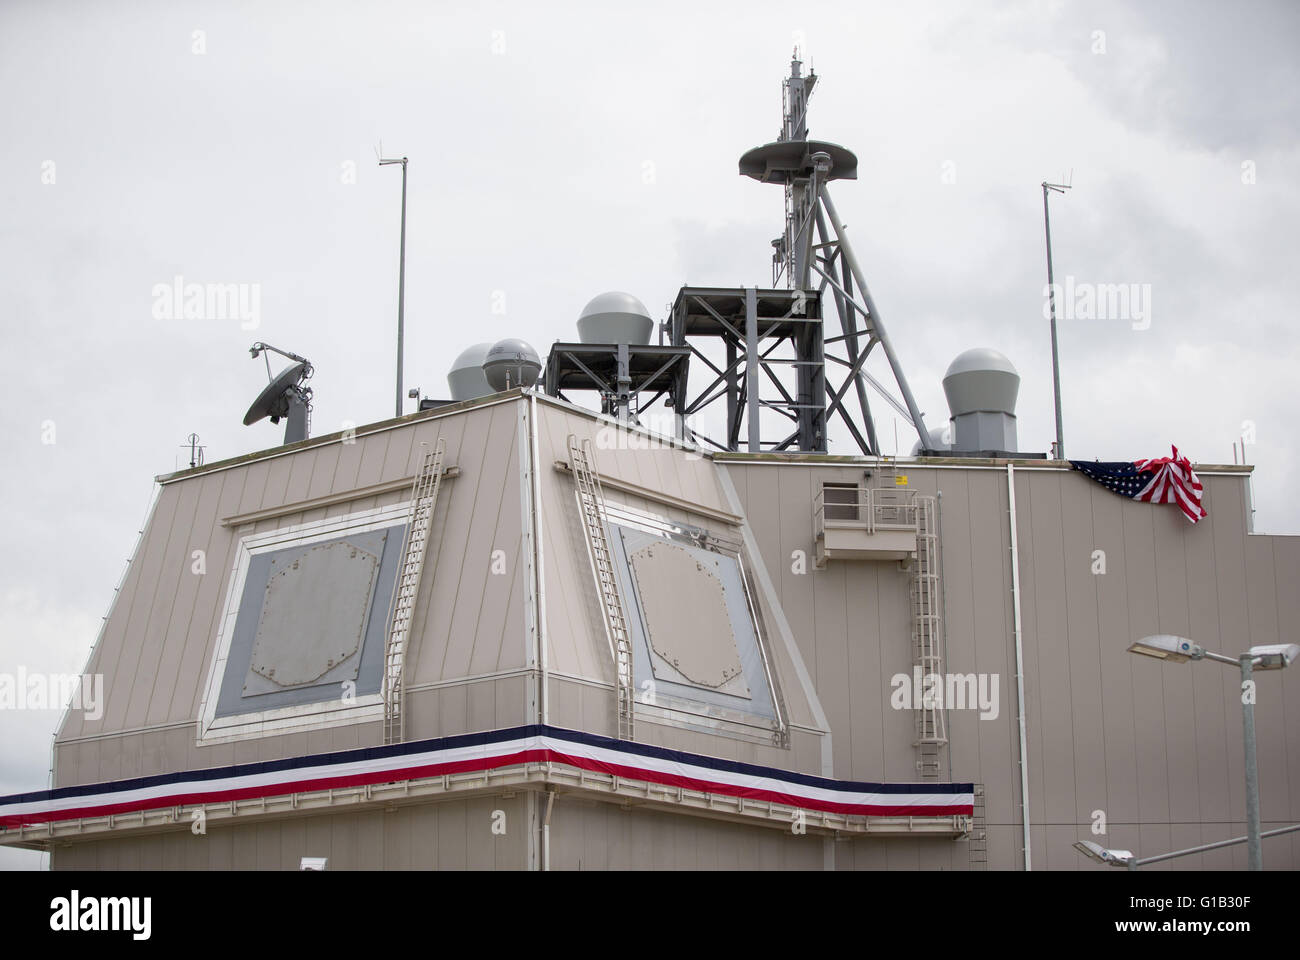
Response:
1073,840,1134,867
1249,643,1300,671
1129,634,1204,663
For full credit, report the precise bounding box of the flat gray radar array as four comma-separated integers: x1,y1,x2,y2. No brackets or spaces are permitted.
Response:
243,342,314,445
674,53,933,455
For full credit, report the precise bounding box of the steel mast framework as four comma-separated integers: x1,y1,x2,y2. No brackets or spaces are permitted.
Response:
674,54,933,455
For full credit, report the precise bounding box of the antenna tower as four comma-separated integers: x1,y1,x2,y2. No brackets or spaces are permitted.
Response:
669,53,933,454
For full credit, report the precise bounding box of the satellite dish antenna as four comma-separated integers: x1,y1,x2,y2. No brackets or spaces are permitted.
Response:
243,361,307,425
243,343,314,444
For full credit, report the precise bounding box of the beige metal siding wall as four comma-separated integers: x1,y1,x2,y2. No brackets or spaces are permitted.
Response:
724,459,1300,870
547,797,824,870
1010,467,1300,868
405,401,528,689
723,463,959,783
1257,535,1300,868
544,675,826,779
52,795,527,870
534,402,825,777
533,400,733,686
54,398,529,787
722,461,994,869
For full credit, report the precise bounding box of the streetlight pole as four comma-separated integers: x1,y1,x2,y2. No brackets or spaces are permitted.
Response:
1076,823,1300,870
1127,635,1297,870
1240,653,1262,870
380,155,409,419
1042,181,1070,460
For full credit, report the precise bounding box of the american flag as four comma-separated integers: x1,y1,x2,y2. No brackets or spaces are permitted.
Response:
1070,445,1207,524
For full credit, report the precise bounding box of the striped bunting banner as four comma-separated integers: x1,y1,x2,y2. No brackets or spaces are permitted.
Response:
0,725,973,829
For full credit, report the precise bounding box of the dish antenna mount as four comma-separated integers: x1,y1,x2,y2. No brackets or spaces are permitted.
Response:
244,342,314,445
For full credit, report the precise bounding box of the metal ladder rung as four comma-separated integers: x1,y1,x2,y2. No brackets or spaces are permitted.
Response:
382,438,446,745
907,493,947,777
569,434,635,741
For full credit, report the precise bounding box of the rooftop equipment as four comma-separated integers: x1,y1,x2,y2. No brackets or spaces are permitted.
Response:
670,51,934,455
910,420,950,456
378,152,410,419
243,342,314,445
668,287,826,451
1041,178,1072,459
482,338,542,391
447,342,495,401
544,291,691,426
576,291,655,345
942,347,1020,456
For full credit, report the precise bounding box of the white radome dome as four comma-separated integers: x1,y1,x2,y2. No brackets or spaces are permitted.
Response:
576,291,654,345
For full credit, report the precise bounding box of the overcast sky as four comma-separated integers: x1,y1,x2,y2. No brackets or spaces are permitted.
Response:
2,0,1297,867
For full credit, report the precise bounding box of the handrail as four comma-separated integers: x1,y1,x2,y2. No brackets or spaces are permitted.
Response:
814,484,919,540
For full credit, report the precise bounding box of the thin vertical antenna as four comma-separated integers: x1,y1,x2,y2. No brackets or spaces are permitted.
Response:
1042,179,1072,459
379,153,409,419
179,433,205,469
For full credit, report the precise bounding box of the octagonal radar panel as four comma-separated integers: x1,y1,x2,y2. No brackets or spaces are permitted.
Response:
629,541,751,697
604,520,781,735
244,538,379,694
207,522,404,730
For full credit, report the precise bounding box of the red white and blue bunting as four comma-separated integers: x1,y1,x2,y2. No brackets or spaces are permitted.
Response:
0,725,974,829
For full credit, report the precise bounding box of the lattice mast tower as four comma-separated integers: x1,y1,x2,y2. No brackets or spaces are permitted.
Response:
744,50,935,455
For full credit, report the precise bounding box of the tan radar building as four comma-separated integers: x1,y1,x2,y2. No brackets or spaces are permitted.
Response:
2,57,1297,871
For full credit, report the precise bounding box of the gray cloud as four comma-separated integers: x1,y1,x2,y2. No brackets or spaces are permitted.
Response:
1002,0,1300,152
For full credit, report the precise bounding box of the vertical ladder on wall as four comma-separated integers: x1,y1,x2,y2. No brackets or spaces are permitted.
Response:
382,438,446,746
968,783,988,870
911,493,947,778
871,457,909,525
875,457,898,505
568,435,634,741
